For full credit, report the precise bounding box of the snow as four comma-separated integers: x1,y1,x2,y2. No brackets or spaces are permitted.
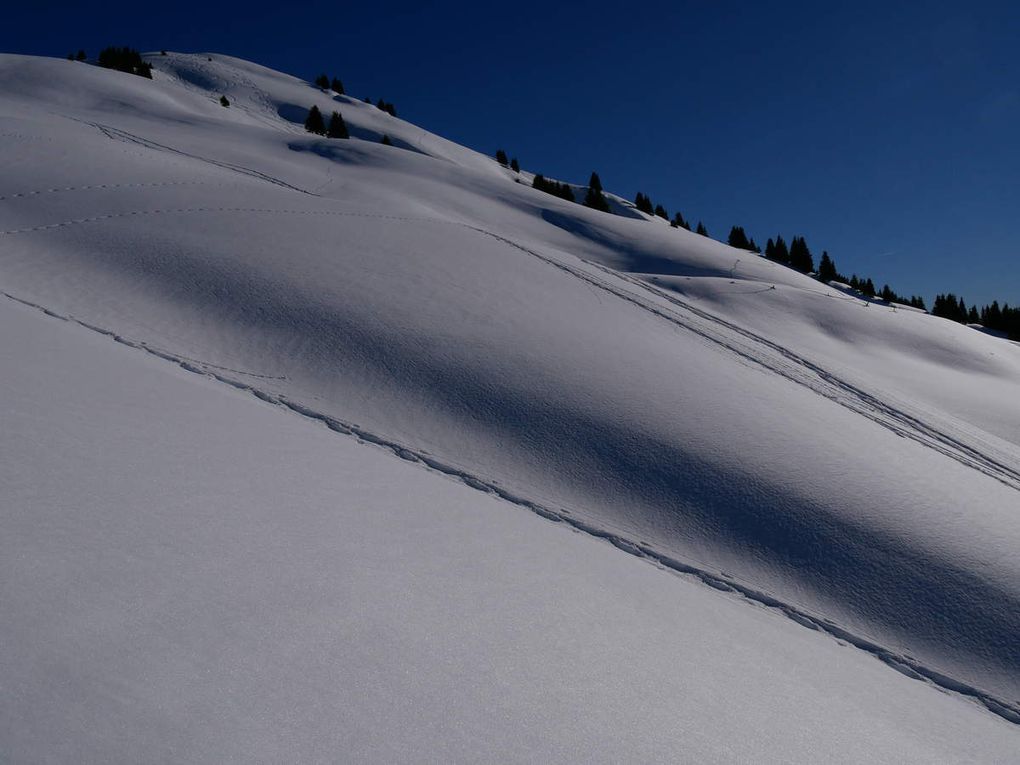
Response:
2,51,1020,758
3,296,1018,763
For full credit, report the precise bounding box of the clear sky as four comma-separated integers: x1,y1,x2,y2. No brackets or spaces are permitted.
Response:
4,0,1018,307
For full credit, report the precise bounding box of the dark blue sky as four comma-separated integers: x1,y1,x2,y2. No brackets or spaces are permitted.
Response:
4,1,1018,307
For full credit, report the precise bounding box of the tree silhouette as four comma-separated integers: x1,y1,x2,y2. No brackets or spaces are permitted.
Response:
327,110,349,139
304,105,326,135
583,172,610,212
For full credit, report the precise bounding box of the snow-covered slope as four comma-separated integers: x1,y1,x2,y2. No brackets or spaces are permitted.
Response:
2,50,1020,751
3,294,1019,763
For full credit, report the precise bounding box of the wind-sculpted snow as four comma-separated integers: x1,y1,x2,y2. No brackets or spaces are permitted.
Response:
3,51,1020,718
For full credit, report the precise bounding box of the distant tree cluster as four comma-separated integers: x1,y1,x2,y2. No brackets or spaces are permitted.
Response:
304,105,349,139
670,211,690,230
727,226,760,254
313,74,346,95
763,235,810,272
931,294,1020,338
375,99,398,117
494,149,520,172
97,47,152,79
532,174,575,202
67,49,87,61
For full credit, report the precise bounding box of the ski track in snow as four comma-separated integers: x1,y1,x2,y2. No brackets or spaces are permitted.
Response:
4,197,1020,493
3,285,1019,728
86,121,316,195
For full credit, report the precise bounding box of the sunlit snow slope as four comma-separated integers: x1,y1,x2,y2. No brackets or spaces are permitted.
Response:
4,295,1019,762
2,50,1020,727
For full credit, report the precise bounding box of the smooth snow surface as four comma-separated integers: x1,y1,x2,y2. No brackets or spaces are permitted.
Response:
3,297,1019,763
2,51,1020,758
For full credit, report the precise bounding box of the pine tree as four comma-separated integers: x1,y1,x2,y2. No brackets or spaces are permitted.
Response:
583,172,610,213
304,105,326,135
789,236,814,273
634,192,653,215
654,204,668,219
381,134,393,145
495,149,509,166
315,74,330,89
97,47,152,78
219,95,230,107
532,174,575,203
327,110,349,139
817,251,837,282
863,278,876,298
510,157,520,172
672,211,688,230
331,77,345,95
771,235,790,264
696,221,708,236
728,226,751,250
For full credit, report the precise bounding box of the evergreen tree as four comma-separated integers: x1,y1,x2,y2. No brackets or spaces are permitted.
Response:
532,174,576,203
97,47,152,78
375,99,397,117
331,77,344,94
315,74,330,89
696,221,708,236
634,192,653,215
862,278,876,298
495,149,509,166
381,134,393,145
327,110,349,139
304,104,326,135
817,251,837,283
654,204,668,219
748,237,760,254
510,157,520,172
583,172,610,212
850,274,860,291
771,235,790,264
672,211,689,230
219,95,230,107
78,50,87,61
789,236,814,273
728,226,751,250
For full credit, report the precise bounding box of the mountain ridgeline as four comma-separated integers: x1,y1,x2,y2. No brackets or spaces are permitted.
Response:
64,46,1018,341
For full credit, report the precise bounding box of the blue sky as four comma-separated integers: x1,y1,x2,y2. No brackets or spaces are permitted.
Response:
4,1,1018,307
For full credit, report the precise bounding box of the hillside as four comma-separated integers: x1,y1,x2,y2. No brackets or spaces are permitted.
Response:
2,51,1020,759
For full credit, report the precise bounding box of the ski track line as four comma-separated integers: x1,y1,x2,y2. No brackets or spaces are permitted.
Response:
2,286,1019,728
4,202,1019,492
464,225,1020,493
0,180,233,203
86,121,316,195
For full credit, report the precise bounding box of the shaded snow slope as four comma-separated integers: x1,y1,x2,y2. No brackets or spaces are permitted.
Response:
3,296,1020,763
2,52,1020,715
